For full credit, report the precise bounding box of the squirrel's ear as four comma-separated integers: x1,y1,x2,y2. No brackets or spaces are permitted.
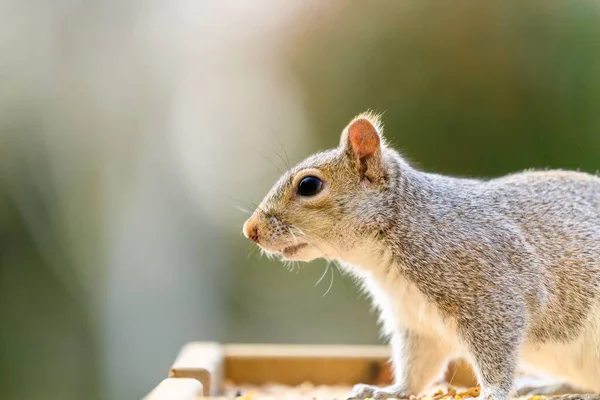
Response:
340,113,385,182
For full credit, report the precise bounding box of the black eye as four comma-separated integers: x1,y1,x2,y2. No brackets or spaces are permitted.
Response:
297,176,323,197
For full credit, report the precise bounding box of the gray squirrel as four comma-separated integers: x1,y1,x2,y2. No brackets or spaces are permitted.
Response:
242,112,600,400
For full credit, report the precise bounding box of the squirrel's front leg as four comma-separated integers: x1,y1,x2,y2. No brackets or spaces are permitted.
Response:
459,303,526,400
350,330,451,400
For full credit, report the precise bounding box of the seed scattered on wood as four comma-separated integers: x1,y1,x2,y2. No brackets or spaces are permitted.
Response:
223,382,547,400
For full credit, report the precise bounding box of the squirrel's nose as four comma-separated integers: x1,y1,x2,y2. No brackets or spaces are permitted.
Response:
243,217,259,243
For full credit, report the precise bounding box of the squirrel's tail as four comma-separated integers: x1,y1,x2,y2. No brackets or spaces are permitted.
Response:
549,395,600,400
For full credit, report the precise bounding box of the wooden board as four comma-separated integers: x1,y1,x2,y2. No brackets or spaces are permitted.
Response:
169,342,223,396
223,344,391,387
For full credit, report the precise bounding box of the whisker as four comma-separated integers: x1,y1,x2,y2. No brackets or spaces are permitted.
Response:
323,265,334,297
332,262,352,295
254,149,283,174
287,227,299,245
271,128,292,169
447,360,460,387
246,244,258,259
285,225,346,292
314,263,329,287
270,148,291,172
228,196,260,212
236,205,253,215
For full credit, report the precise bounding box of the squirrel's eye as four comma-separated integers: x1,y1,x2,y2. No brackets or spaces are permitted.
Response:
297,176,323,197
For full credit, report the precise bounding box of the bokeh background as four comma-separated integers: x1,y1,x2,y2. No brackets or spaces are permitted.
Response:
1,1,600,399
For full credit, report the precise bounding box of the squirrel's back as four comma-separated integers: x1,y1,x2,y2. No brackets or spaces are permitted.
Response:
481,169,600,240
421,168,600,354
480,170,600,270
422,169,600,249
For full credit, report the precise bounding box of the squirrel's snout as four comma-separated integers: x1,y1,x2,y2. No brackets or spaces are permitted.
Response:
243,217,259,243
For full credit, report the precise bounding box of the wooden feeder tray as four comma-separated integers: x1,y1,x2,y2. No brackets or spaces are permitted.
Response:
143,343,476,400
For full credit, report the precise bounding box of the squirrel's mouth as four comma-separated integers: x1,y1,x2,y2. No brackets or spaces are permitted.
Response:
281,243,309,257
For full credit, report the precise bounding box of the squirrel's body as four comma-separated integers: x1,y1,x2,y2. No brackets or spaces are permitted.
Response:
243,113,600,400
345,166,600,394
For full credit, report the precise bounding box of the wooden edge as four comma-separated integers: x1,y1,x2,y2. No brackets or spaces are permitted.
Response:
169,342,224,396
223,344,390,358
143,378,204,400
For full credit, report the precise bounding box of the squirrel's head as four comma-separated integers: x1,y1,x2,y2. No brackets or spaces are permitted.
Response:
243,112,398,262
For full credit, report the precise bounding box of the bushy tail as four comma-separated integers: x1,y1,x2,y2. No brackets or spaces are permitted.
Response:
549,395,600,400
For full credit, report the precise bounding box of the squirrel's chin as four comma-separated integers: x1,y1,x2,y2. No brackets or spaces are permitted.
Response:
279,244,321,262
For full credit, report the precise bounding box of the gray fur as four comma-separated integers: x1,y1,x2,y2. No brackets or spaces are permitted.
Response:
243,113,600,400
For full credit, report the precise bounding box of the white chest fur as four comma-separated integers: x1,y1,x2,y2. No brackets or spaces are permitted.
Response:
338,243,459,350
363,272,459,345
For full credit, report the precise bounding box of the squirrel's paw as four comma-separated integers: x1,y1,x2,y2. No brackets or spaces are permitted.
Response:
348,383,409,400
348,383,376,399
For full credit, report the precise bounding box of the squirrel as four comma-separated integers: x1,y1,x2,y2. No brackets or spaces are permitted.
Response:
242,112,600,400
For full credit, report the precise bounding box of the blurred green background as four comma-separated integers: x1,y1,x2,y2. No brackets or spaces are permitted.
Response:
1,1,599,399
